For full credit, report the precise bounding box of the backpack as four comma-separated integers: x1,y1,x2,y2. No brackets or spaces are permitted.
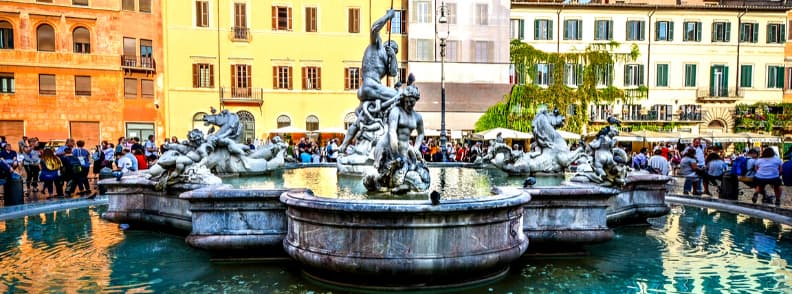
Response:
732,156,748,176
67,156,83,174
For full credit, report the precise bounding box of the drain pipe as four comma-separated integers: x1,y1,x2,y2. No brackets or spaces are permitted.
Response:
556,7,562,53
736,9,747,96
217,0,222,110
646,7,655,99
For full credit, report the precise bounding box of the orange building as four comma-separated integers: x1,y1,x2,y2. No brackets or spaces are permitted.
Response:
0,0,163,149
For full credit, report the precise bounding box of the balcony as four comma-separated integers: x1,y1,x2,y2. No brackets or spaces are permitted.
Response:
696,87,743,102
220,87,263,105
624,88,647,100
231,27,251,42
121,55,156,73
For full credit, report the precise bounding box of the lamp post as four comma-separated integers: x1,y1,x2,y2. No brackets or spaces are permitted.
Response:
437,1,450,162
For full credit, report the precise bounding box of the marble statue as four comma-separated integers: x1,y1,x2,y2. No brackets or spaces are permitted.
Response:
477,107,588,175
143,109,288,189
363,83,430,193
572,125,630,187
337,9,402,175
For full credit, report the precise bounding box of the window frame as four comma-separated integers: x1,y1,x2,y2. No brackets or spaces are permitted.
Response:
534,19,552,41
767,65,784,89
141,79,154,98
122,0,134,11
73,27,90,53
625,20,645,41
195,1,209,27
594,19,613,41
683,21,702,42
344,67,361,90
124,78,138,98
138,0,151,13
535,63,552,86
36,24,55,52
739,22,758,43
272,6,293,31
39,74,56,96
273,66,293,90
684,64,697,87
0,72,15,94
475,4,488,26
0,21,13,49
564,63,583,87
712,21,731,43
563,19,581,41
656,63,669,87
193,63,215,88
305,6,317,33
348,7,360,33
767,23,786,44
74,75,91,96
655,21,673,41
739,64,753,88
302,66,321,90
72,0,89,6
390,10,406,34
624,64,645,87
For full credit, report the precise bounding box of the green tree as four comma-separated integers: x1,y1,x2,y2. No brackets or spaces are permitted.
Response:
476,40,642,134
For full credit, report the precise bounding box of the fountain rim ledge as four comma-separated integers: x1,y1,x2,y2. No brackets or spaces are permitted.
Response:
279,187,530,213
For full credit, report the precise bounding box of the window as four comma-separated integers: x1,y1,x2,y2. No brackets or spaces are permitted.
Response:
237,111,255,143
626,20,645,41
37,24,55,52
196,1,209,27
590,104,611,122
192,112,207,132
564,19,581,40
139,0,151,13
446,3,456,24
74,76,91,96
534,19,552,40
273,66,292,89
302,66,321,90
535,63,552,86
73,27,90,53
679,105,702,121
305,7,317,32
564,64,582,87
684,64,697,87
624,64,644,87
277,115,291,128
683,21,701,42
305,115,319,132
344,112,356,130
655,21,673,41
348,8,359,33
126,123,154,141
344,67,360,90
740,65,752,88
122,0,134,11
124,78,137,98
39,74,56,95
510,19,524,40
412,39,432,61
656,64,668,87
739,23,758,43
767,23,785,44
233,3,248,40
709,65,728,97
141,79,154,98
445,40,458,62
192,63,214,88
767,65,784,89
622,104,641,121
73,0,88,6
0,21,12,49
473,41,492,63
140,39,153,68
653,104,673,121
475,4,488,25
272,6,292,31
412,1,431,24
596,64,613,87
0,73,14,93
231,64,251,97
595,20,613,40
390,10,406,34
712,22,731,42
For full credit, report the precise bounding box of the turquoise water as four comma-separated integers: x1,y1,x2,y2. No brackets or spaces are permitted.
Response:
0,205,790,293
223,167,564,200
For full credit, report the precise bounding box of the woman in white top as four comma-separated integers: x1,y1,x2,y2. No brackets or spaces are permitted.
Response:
753,147,783,205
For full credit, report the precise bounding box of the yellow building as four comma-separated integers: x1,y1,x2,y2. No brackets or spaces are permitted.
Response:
163,0,407,143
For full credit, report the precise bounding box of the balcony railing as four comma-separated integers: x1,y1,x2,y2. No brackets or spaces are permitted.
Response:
121,55,156,72
624,88,648,99
591,112,703,122
696,87,743,100
231,26,251,41
220,87,263,105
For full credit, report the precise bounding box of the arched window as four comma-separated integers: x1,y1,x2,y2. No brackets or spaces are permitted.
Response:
305,115,319,131
36,24,55,52
343,112,357,130
192,112,209,135
237,110,255,143
277,115,291,128
73,27,90,53
0,21,13,49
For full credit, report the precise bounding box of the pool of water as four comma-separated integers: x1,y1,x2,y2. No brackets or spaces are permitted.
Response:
222,167,565,200
0,205,789,293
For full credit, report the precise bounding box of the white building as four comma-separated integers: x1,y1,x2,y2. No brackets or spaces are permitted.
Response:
511,2,786,135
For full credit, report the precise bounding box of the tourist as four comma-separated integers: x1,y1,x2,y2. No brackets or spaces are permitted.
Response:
311,141,321,163
447,143,455,162
144,135,158,160
631,147,648,170
18,136,27,153
39,148,63,198
782,156,792,187
115,151,133,173
702,152,725,196
647,149,669,176
59,148,81,196
752,147,783,205
0,144,18,171
133,149,148,170
124,148,139,171
661,143,670,160
115,137,126,154
680,148,703,195
56,138,75,156
326,139,339,163
72,140,92,195
454,143,466,162
670,150,682,176
92,145,105,180
21,145,40,192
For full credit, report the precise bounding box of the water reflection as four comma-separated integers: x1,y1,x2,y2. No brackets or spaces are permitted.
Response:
0,205,789,293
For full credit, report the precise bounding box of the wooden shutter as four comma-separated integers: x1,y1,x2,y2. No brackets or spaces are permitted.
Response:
39,74,55,95
273,66,278,88
141,79,154,97
288,7,292,31
235,3,246,28
302,67,307,90
124,78,137,97
288,66,293,89
231,65,237,89
246,65,251,89
192,64,199,88
196,2,202,26
75,76,91,95
272,6,277,29
344,68,349,90
209,64,214,88
317,67,321,90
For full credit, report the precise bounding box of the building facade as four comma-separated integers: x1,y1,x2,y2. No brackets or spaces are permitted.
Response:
0,0,163,148
409,0,512,137
162,0,407,143
511,2,787,136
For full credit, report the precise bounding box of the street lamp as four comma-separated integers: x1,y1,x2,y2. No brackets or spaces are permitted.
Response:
437,1,450,161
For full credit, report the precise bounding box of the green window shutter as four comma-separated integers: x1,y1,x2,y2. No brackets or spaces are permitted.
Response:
563,20,569,40
722,66,729,91
696,22,702,41
782,24,786,42
576,20,582,40
725,23,731,42
739,23,746,42
766,24,772,43
519,19,524,40
548,20,553,40
685,64,697,87
709,66,716,95
639,64,645,86
657,64,668,87
776,66,784,88
740,65,752,88
534,19,540,40
712,23,717,42
624,64,629,86
669,21,674,41
626,22,632,40
640,21,646,40
655,21,660,41
752,24,758,43
608,20,613,40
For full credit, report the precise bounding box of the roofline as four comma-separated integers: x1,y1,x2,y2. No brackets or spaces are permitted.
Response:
511,2,791,13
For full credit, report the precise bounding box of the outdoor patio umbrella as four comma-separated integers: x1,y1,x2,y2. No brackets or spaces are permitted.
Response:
736,132,782,144
473,127,532,140
622,130,679,143
556,130,581,140
312,127,347,134
269,126,308,134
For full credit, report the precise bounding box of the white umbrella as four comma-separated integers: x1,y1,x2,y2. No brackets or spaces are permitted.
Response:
312,127,347,134
473,127,532,140
269,126,307,134
556,130,581,140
